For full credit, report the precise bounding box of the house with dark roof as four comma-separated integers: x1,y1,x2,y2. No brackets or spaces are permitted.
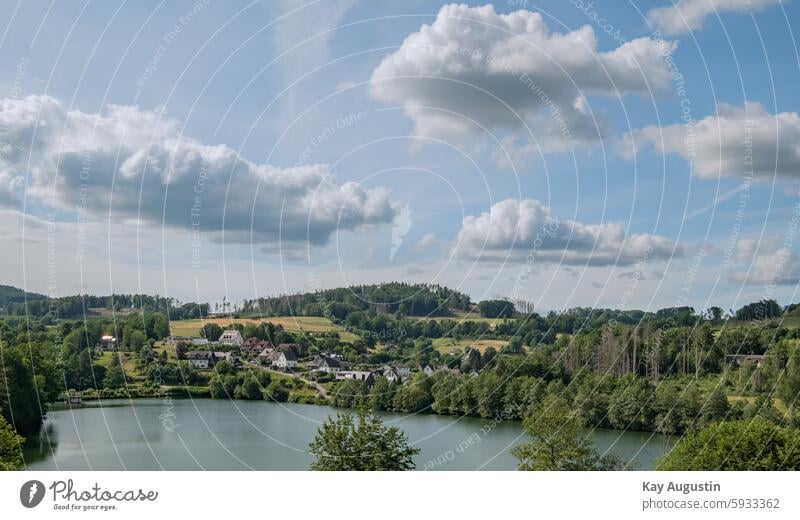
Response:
258,346,276,364
316,355,345,373
243,338,273,358
335,370,375,386
185,351,216,369
272,349,297,370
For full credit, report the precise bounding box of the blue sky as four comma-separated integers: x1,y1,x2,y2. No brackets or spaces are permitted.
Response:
1,0,800,312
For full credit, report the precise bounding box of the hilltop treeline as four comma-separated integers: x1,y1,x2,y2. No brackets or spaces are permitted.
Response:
1,291,209,321
239,283,473,318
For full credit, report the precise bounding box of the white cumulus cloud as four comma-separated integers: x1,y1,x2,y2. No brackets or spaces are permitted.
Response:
369,3,676,151
452,198,678,266
623,102,800,179
647,0,781,36
0,95,396,249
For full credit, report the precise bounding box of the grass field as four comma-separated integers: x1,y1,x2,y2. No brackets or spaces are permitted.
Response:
95,351,144,382
432,337,509,354
410,311,509,329
169,316,359,342
778,316,800,328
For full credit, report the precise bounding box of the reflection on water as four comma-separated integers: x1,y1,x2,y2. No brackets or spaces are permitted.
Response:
23,399,672,470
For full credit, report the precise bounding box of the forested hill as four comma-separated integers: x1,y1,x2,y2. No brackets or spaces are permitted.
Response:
239,283,473,318
0,285,47,307
0,282,470,320
0,290,209,321
0,278,794,327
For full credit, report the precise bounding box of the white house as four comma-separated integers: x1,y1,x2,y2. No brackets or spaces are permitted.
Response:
191,337,209,346
219,330,244,347
185,351,215,370
335,370,375,386
317,355,344,374
213,351,236,364
381,364,409,383
272,350,297,370
258,346,275,364
382,367,400,383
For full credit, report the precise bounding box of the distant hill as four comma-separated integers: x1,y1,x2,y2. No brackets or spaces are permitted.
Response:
0,284,47,307
0,286,208,320
239,282,473,318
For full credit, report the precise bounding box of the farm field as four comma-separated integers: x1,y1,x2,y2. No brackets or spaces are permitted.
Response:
410,311,510,329
169,316,359,342
87,307,137,318
432,337,508,354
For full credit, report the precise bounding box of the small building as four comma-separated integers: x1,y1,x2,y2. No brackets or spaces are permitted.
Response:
272,349,298,370
382,367,400,383
420,364,435,377
316,355,344,374
243,338,273,358
166,335,191,345
380,364,410,383
726,354,766,367
97,335,118,351
185,351,216,370
394,364,411,380
219,329,244,347
213,351,236,364
191,337,209,346
258,346,276,364
336,370,375,386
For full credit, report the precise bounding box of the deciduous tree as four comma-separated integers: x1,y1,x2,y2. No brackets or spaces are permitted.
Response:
309,412,419,470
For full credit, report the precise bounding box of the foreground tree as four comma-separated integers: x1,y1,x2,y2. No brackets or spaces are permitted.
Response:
512,395,623,470
104,353,126,390
0,415,24,470
309,412,419,470
656,418,800,470
200,323,224,342
778,348,800,412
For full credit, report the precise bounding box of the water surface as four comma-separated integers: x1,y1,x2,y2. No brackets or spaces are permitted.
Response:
23,399,672,470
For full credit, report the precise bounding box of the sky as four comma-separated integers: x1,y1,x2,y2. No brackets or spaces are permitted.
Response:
1,0,800,313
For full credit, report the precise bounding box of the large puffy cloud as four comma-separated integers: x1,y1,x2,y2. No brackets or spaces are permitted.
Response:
453,199,677,266
647,0,781,36
623,102,800,179
369,4,675,150
0,95,395,248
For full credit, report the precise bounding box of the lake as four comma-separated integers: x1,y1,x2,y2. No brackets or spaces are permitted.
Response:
23,399,672,470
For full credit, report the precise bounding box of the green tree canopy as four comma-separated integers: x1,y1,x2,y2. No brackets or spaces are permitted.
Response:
104,352,126,390
477,299,515,318
309,412,420,470
512,395,622,470
657,418,800,470
200,323,224,342
0,415,24,470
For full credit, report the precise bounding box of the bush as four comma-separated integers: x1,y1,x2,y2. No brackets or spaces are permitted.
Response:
265,381,290,402
657,418,800,470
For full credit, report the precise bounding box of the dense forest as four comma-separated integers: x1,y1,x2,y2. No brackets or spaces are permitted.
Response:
238,282,473,318
0,286,209,321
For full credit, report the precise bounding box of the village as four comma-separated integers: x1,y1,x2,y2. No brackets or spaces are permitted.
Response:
158,328,446,390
